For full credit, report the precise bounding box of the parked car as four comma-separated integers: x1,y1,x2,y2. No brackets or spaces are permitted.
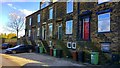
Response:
5,44,35,54
1,43,12,49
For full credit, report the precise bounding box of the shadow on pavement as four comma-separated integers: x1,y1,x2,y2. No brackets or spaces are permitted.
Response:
21,63,120,68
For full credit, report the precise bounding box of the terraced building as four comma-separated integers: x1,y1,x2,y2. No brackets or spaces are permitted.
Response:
25,1,120,64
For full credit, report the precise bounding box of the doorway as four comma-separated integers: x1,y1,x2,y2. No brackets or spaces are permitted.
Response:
42,25,46,40
58,24,62,40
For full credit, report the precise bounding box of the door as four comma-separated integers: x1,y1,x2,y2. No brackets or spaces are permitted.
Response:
32,29,35,40
83,17,90,40
17,46,26,52
58,24,62,40
44,29,46,40
42,26,46,40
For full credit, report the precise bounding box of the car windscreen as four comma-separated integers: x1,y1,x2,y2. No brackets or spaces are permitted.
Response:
13,45,23,48
2,44,8,46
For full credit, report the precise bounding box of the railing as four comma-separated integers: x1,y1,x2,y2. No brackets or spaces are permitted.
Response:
40,40,47,53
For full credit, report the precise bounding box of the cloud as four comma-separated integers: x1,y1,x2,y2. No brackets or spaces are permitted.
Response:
7,4,12,7
19,9,35,16
7,3,34,16
7,3,16,9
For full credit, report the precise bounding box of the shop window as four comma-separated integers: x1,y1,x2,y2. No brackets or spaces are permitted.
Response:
98,12,110,33
101,42,110,52
48,23,53,37
67,42,72,48
66,0,73,13
37,14,40,23
49,7,53,19
66,20,73,34
28,30,31,37
82,17,90,40
72,42,76,49
98,0,111,4
37,28,40,36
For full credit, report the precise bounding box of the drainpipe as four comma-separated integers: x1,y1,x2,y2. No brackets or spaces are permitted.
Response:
77,2,80,41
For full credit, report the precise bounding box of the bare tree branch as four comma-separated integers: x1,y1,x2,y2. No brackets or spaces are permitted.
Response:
6,12,25,41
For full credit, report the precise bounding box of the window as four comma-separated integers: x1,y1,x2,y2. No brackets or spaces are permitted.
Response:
67,42,71,48
49,7,53,19
58,24,62,40
42,25,46,40
72,42,76,49
37,28,40,36
98,12,110,32
48,23,53,37
28,30,31,37
53,0,58,3
66,20,73,34
98,0,111,4
49,41,52,47
37,44,40,46
67,0,73,13
29,18,31,25
38,14,40,23
82,17,90,40
101,43,110,52
41,2,49,9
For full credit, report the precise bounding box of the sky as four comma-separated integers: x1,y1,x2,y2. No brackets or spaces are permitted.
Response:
0,1,40,37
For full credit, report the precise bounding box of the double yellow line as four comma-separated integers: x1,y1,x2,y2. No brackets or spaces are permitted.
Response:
0,54,49,67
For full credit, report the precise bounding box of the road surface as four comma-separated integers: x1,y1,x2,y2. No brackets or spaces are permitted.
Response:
0,49,44,68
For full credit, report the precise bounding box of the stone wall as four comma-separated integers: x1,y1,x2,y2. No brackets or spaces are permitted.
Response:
25,2,120,52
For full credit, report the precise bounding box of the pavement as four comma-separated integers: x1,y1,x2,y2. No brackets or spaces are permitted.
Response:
10,53,84,66
1,49,120,68
0,53,47,68
0,49,84,68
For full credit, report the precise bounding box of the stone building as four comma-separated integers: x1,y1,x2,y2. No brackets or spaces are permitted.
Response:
25,1,120,63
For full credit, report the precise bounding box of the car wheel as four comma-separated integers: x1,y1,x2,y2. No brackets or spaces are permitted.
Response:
12,51,16,54
28,49,32,53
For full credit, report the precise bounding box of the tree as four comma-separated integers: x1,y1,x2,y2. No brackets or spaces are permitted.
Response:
7,12,24,43
0,33,7,39
7,33,17,39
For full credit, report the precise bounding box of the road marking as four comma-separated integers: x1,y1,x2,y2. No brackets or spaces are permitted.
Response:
0,54,49,66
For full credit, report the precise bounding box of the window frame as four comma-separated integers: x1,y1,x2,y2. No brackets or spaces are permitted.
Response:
58,24,62,40
37,28,40,36
52,0,58,3
49,7,53,19
28,30,31,37
49,41,52,47
66,20,73,34
29,18,31,26
98,12,111,33
37,44,40,46
100,42,111,53
66,0,73,13
37,14,40,23
48,23,53,37
98,0,111,4
41,2,49,9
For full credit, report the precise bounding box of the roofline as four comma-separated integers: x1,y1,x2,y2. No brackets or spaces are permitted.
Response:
26,2,58,18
